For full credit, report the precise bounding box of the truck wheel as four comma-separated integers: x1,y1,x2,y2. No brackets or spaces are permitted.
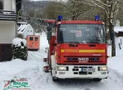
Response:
93,78,102,82
52,77,58,82
51,71,58,81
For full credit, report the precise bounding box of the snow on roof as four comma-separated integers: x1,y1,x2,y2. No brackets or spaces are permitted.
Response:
114,26,123,33
18,24,28,31
17,24,34,38
12,37,26,47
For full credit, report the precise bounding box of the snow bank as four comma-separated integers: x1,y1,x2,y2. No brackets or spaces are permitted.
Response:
0,32,49,90
107,26,123,76
0,59,40,80
108,36,123,76
12,37,26,47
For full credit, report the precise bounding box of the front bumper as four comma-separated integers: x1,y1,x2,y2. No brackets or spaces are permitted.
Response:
52,65,108,79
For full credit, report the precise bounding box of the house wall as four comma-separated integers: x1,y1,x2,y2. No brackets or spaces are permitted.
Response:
0,21,16,44
3,0,16,12
0,0,16,61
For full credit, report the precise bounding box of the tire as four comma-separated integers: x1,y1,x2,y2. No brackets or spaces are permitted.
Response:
51,70,58,82
93,78,102,82
52,77,58,82
23,56,27,60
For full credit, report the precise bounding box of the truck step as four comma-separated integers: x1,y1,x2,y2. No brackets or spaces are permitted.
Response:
43,66,50,73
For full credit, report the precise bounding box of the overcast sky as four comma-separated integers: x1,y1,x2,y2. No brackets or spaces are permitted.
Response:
30,0,67,2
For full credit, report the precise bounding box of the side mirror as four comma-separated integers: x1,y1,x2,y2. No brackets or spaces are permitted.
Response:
54,43,57,46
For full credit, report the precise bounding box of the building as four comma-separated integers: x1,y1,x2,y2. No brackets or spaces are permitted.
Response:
0,0,17,61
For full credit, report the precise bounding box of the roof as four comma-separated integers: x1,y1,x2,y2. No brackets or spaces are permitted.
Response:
44,20,104,24
114,26,123,33
60,20,104,24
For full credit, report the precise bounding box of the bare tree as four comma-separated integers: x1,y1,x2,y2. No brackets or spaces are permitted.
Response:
43,2,65,19
65,0,92,20
82,0,120,56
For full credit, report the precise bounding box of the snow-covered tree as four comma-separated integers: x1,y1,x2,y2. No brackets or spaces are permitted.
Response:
12,34,28,60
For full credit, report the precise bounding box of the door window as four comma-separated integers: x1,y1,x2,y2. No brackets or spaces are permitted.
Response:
30,37,33,41
35,37,38,41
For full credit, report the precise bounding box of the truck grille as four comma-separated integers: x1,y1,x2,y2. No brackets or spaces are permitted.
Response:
65,56,100,62
72,66,94,75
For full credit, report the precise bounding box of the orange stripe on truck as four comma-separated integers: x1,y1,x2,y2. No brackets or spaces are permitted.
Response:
61,49,105,53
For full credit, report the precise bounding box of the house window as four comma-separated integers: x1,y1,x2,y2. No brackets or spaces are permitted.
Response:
0,0,3,10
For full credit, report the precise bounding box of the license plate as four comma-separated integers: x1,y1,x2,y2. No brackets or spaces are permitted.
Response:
88,68,95,72
81,68,87,72
81,67,95,72
78,58,89,61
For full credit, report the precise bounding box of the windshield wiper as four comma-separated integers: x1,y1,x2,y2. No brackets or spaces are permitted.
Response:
67,42,81,44
87,41,101,43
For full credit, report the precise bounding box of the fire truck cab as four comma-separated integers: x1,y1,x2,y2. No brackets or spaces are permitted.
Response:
45,20,108,81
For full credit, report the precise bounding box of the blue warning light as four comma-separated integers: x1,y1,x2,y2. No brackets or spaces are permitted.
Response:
58,15,63,21
95,15,100,21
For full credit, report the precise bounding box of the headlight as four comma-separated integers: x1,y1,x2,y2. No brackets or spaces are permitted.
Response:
57,66,67,71
99,66,107,71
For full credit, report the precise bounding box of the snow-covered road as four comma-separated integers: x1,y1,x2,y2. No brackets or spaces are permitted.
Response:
0,32,123,90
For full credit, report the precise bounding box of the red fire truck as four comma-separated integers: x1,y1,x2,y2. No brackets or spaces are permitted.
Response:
44,20,108,81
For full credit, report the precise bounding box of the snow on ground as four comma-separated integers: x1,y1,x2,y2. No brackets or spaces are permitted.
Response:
108,37,123,76
0,32,123,90
0,32,49,90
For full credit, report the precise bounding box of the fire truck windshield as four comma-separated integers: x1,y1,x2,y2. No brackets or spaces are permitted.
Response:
58,24,106,44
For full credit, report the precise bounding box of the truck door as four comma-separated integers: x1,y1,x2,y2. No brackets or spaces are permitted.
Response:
27,36,34,50
34,36,40,50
